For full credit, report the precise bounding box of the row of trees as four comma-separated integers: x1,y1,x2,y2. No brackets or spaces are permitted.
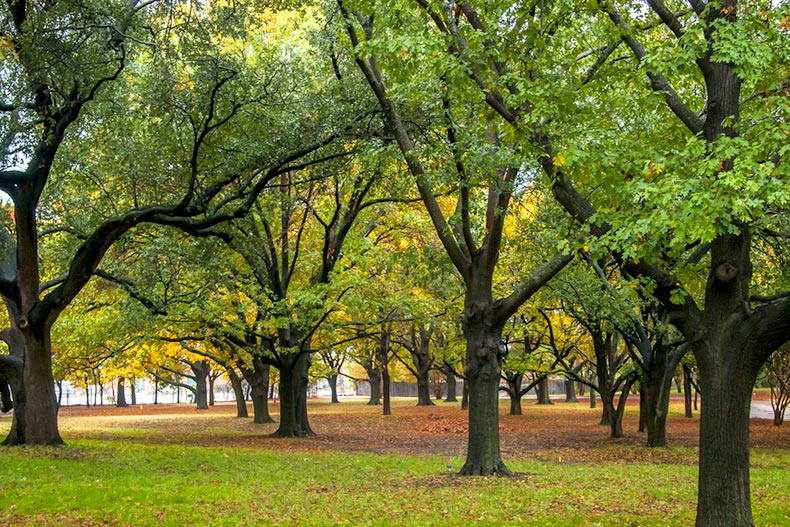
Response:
1,1,789,526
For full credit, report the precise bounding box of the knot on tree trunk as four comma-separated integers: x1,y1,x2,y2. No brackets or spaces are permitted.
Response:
714,261,738,283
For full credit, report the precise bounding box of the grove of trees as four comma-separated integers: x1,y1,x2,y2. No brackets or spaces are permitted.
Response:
1,1,789,526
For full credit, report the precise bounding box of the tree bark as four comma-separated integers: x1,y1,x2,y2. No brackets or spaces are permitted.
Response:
564,379,578,402
684,365,694,418
458,312,511,476
191,360,210,410
4,326,63,445
226,367,248,418
130,379,137,405
116,377,128,407
328,373,340,403
694,342,759,527
365,363,381,406
273,352,313,437
242,358,273,424
503,373,523,415
536,377,553,405
444,366,458,402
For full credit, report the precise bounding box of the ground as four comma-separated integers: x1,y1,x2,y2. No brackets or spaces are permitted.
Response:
36,394,790,465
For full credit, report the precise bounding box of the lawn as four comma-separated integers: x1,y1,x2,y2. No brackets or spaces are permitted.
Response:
0,397,788,526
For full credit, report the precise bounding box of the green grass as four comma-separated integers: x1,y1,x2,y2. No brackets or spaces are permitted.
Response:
0,442,788,526
0,400,788,526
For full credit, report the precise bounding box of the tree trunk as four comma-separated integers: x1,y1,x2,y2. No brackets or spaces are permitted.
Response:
536,377,553,405
227,368,248,418
382,363,391,416
130,379,137,405
56,380,63,407
564,379,578,402
684,365,694,418
694,347,759,527
273,352,313,437
4,327,63,446
116,377,128,408
415,369,434,406
243,359,273,424
328,373,340,404
366,365,381,406
208,375,216,406
458,319,511,476
461,379,470,410
444,367,458,402
153,379,159,405
191,361,210,410
504,373,523,415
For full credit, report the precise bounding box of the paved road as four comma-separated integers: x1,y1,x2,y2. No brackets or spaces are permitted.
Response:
750,400,776,420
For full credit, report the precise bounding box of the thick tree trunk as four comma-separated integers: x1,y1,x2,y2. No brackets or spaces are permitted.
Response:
365,365,381,406
191,361,209,410
415,369,434,406
273,352,313,437
227,368,248,418
4,328,63,445
116,378,128,408
504,373,523,415
244,359,273,424
328,374,340,404
694,342,760,527
458,320,511,476
536,377,553,405
564,379,578,402
461,379,470,410
444,368,458,402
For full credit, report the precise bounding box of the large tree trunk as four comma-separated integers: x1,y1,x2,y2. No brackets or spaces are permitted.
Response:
694,339,760,527
504,373,523,415
116,377,128,408
273,352,313,437
564,379,578,402
191,360,210,410
227,368,248,418
328,373,340,404
243,359,273,424
365,363,381,406
444,366,458,402
4,327,63,445
458,315,511,476
411,327,435,407
536,377,553,405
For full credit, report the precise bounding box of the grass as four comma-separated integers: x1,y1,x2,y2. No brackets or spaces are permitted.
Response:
0,398,788,526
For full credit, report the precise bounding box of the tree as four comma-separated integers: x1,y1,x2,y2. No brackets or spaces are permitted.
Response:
766,343,790,426
338,1,574,475
0,0,358,445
